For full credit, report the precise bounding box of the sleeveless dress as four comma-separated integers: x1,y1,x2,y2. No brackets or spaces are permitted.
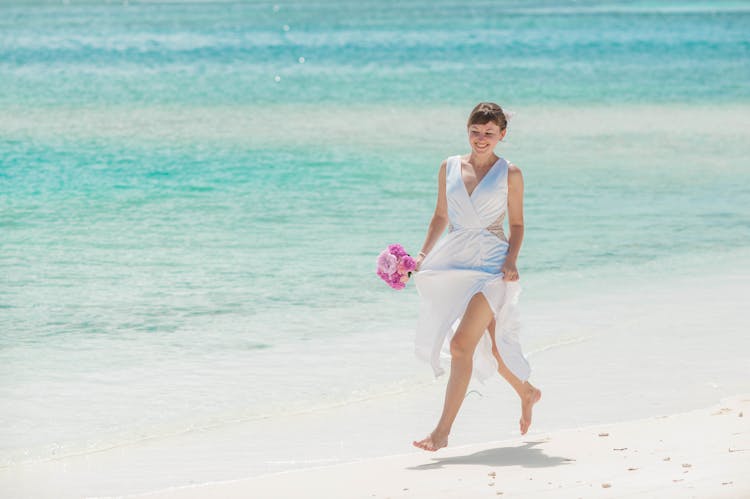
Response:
413,155,531,385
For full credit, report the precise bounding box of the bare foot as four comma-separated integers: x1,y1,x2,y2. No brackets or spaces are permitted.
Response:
412,430,449,452
519,382,542,435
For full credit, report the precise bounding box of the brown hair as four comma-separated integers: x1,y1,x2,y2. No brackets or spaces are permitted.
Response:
467,102,507,130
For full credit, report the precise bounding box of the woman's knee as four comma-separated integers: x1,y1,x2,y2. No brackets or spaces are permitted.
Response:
449,334,473,359
450,293,493,359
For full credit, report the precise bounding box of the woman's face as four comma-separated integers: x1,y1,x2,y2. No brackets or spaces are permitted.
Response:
467,121,505,155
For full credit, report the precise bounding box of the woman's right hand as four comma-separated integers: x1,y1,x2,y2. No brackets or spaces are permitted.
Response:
414,254,425,272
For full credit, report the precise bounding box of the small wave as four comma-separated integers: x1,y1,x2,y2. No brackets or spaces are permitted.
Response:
527,335,592,357
0,376,434,469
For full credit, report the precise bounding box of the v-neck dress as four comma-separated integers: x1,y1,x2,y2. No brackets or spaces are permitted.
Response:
412,155,531,384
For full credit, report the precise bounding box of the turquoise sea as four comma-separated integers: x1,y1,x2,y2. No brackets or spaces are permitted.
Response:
1,0,749,495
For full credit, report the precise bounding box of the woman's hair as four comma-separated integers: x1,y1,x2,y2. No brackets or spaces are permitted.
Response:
467,102,508,130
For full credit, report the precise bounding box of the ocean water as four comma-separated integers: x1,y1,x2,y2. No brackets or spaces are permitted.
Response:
1,0,749,490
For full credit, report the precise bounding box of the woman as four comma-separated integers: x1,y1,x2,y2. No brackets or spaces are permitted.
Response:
411,102,542,452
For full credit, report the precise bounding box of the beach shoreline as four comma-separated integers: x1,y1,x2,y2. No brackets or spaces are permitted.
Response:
131,395,749,499
1,265,749,499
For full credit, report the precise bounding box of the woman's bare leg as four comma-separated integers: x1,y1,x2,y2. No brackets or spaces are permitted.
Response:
487,318,542,435
413,292,494,452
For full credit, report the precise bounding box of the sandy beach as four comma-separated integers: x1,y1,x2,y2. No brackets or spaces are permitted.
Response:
135,396,748,499
1,266,748,499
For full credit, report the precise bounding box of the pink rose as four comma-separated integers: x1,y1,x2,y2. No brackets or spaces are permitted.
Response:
397,255,416,273
377,250,398,274
388,243,407,258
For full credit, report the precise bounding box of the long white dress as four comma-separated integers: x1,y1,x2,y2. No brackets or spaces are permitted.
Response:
413,154,531,385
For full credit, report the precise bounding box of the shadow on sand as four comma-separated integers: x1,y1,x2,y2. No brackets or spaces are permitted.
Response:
407,441,574,471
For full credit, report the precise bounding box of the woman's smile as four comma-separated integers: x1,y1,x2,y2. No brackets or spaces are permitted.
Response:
468,121,505,154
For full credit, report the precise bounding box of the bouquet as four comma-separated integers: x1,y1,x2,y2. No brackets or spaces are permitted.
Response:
376,243,417,290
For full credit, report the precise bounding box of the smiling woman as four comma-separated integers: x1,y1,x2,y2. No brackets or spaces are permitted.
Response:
466,106,507,159
411,102,541,452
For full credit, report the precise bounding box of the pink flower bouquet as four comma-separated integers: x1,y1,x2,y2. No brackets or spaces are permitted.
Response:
376,243,417,290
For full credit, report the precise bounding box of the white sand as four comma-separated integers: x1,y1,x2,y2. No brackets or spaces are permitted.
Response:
135,395,748,499
2,266,747,498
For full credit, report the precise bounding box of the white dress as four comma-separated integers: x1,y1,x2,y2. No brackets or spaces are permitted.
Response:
413,155,531,384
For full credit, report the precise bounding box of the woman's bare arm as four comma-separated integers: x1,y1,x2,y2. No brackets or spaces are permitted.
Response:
501,163,524,280
415,160,449,269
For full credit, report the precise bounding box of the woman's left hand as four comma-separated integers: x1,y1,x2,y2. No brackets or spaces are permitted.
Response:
501,260,519,281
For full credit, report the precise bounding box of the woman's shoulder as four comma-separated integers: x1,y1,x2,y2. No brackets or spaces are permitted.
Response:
507,161,522,174
506,161,523,186
438,155,460,173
